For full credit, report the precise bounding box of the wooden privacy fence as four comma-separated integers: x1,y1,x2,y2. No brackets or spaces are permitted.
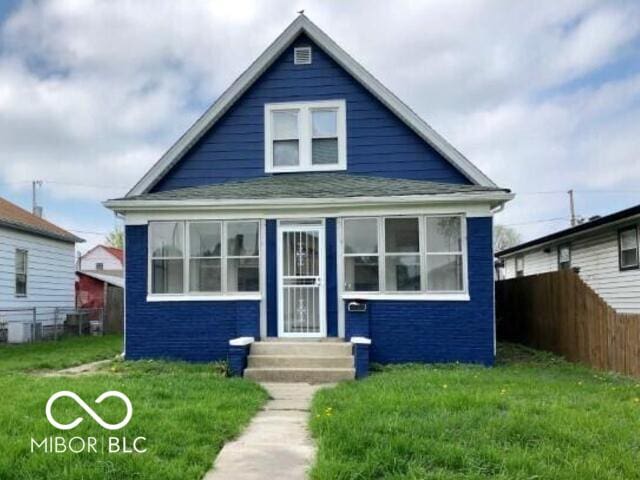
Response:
496,269,640,376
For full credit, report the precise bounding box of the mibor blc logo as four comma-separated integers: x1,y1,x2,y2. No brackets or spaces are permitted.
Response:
31,390,146,454
45,391,133,430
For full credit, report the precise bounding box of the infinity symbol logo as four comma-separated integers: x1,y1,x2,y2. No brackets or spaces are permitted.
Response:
45,391,133,431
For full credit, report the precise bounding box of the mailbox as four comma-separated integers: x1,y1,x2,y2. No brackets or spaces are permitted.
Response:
347,301,367,313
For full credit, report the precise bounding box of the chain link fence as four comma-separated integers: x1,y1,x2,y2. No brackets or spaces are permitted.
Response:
0,307,104,344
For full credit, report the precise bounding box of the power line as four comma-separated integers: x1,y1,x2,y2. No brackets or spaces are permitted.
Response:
502,217,570,227
0,179,129,189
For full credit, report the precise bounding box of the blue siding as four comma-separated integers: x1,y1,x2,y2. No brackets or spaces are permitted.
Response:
266,220,278,337
325,218,338,336
125,225,260,362
152,33,469,192
345,217,495,365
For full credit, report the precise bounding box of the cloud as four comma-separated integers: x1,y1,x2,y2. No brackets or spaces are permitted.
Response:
0,0,639,242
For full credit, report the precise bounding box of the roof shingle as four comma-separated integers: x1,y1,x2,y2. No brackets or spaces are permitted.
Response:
0,197,83,243
122,174,508,202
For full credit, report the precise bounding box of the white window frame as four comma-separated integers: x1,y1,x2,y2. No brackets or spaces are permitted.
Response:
341,214,469,301
515,255,525,277
15,248,28,297
264,99,347,173
147,220,262,301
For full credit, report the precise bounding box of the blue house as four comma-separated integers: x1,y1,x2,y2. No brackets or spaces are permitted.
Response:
105,16,512,382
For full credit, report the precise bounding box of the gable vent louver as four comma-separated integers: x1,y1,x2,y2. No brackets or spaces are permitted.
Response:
294,46,312,65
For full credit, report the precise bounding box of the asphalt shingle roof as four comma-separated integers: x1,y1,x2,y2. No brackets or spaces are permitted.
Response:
123,174,508,202
0,197,83,243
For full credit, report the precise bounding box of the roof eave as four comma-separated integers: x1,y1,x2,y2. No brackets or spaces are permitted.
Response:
0,220,84,244
105,191,514,214
125,15,497,197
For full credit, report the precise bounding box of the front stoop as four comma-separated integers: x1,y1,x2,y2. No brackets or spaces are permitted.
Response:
244,341,355,383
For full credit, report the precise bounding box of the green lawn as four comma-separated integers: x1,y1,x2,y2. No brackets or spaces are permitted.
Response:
0,336,268,480
311,344,640,479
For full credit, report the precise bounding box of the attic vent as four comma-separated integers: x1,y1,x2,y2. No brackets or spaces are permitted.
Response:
294,46,312,65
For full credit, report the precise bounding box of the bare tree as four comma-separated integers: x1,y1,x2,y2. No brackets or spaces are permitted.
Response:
494,224,521,253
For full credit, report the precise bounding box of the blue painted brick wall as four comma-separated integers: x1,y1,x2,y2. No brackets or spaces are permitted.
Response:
345,217,495,365
125,225,260,362
152,33,469,192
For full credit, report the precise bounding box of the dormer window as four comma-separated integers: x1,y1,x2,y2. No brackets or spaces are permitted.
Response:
265,100,346,172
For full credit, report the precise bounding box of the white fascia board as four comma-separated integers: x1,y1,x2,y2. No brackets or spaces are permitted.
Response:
106,191,513,212
127,16,498,196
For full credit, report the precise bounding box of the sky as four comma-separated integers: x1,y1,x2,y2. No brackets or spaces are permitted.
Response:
0,0,639,252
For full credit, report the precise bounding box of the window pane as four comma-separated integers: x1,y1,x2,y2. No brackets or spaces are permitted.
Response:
16,273,26,295
385,255,421,291
227,222,259,256
189,222,221,257
344,256,378,291
273,140,299,166
344,219,378,254
312,110,337,137
427,255,463,291
15,250,27,273
620,229,637,250
272,110,298,139
312,138,338,164
427,217,462,252
227,258,259,292
385,218,419,253
189,258,221,292
152,259,184,293
150,222,184,257
622,249,639,268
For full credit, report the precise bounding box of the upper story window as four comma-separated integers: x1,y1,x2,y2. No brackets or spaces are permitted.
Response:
96,262,104,271
265,100,346,173
619,226,639,271
15,249,27,297
558,244,571,270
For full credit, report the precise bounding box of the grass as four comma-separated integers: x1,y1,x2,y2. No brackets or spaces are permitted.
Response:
0,336,268,480
0,334,123,373
311,344,640,479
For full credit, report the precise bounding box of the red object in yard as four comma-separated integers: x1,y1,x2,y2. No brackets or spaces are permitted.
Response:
76,272,106,309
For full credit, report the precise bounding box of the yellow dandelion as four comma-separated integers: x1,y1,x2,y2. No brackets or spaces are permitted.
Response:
634,398,640,403
442,384,448,389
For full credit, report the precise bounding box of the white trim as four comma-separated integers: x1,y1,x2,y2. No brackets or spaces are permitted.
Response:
108,192,513,214
294,46,312,65
147,294,262,302
229,336,255,346
350,336,371,345
264,100,347,173
125,15,496,196
277,220,327,338
259,219,267,337
336,217,345,338
342,292,470,301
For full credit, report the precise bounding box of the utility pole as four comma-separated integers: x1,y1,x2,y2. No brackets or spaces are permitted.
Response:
568,189,576,227
32,180,43,217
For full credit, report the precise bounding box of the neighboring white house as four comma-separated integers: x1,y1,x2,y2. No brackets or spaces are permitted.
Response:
0,196,83,342
497,203,640,313
78,244,123,276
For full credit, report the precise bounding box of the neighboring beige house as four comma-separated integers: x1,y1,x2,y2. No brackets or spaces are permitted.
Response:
496,203,640,313
78,244,123,276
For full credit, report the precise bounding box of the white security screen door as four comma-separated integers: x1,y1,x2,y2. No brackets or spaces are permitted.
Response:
277,222,326,337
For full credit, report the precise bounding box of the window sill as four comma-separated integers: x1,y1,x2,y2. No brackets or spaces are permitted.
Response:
265,164,347,174
342,292,470,302
146,294,262,302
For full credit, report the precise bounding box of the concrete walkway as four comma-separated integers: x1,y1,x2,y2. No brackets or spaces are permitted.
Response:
204,383,326,480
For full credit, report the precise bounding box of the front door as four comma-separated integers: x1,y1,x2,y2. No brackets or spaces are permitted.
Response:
277,222,326,337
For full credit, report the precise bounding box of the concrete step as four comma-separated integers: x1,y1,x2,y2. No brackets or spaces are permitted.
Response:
248,355,354,369
250,341,352,357
244,367,355,383
261,337,344,343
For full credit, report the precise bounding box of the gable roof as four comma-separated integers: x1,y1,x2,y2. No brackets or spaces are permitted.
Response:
127,15,496,197
82,244,123,263
496,203,640,257
76,270,124,288
0,196,83,244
